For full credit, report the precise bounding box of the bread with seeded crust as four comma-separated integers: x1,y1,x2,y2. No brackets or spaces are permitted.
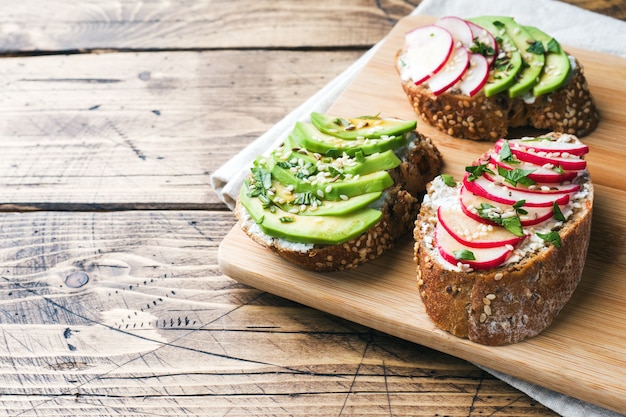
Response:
396,52,599,141
413,132,593,345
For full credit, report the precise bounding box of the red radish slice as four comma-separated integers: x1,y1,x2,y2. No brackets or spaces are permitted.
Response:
457,53,489,96
482,169,580,194
436,222,515,270
428,46,469,95
495,143,587,171
467,20,498,65
463,173,570,207
459,185,557,226
438,206,524,249
435,16,474,47
489,152,579,183
404,25,454,85
506,138,589,157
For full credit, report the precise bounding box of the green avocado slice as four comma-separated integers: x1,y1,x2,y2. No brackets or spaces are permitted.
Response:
291,121,409,156
269,159,394,200
467,16,523,97
239,186,382,245
269,180,383,216
524,26,571,96
493,17,545,98
271,145,401,177
310,112,417,140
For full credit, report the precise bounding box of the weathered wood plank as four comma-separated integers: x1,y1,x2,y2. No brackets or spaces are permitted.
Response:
0,209,557,416
0,0,414,53
0,0,622,54
0,49,361,209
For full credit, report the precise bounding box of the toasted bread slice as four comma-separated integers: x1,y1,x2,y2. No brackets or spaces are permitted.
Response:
397,52,599,141
413,132,593,345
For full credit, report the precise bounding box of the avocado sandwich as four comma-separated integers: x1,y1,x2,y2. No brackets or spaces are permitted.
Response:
395,15,599,140
235,112,443,272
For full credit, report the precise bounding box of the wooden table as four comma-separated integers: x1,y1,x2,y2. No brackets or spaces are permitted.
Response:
0,1,623,416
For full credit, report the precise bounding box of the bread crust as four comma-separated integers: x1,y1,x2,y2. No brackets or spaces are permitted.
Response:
414,175,593,346
236,131,443,272
396,51,599,141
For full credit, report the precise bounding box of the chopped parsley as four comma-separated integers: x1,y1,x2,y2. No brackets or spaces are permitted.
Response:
279,216,295,223
497,166,536,187
293,191,322,207
476,201,525,237
333,117,351,127
513,199,528,215
537,231,562,248
547,38,561,53
356,113,381,120
498,140,516,163
553,201,566,222
441,174,457,187
527,40,546,55
250,163,272,194
465,163,494,182
494,56,513,73
453,249,476,261
469,38,495,58
502,216,524,237
328,165,345,180
326,149,342,158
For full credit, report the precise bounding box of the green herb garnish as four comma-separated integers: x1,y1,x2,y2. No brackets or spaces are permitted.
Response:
498,140,515,162
527,40,546,55
537,231,562,248
293,191,322,207
279,216,295,223
453,249,476,261
356,113,381,120
441,174,457,187
547,38,561,53
497,166,536,187
502,216,524,237
470,39,495,58
513,199,528,215
333,117,350,127
476,201,525,237
465,163,494,182
553,202,566,222
328,166,345,179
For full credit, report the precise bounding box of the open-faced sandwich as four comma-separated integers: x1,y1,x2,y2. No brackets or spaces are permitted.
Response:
414,132,593,345
395,15,599,140
235,112,443,272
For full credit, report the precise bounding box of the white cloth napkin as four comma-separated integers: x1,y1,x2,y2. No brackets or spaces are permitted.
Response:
210,1,626,415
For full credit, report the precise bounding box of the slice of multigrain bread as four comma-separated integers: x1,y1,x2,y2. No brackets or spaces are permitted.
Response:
236,129,443,272
395,16,600,141
397,55,598,141
413,132,593,345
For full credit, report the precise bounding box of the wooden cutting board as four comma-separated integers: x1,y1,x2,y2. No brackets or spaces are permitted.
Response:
219,15,626,414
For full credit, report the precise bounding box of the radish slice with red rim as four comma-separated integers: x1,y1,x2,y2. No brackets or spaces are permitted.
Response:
435,16,474,47
404,25,454,85
428,46,470,96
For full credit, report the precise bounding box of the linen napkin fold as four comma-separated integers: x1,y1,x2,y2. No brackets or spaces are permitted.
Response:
210,0,626,415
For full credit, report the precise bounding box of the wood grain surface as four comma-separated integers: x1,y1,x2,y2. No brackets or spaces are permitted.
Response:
0,0,623,416
220,13,626,415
